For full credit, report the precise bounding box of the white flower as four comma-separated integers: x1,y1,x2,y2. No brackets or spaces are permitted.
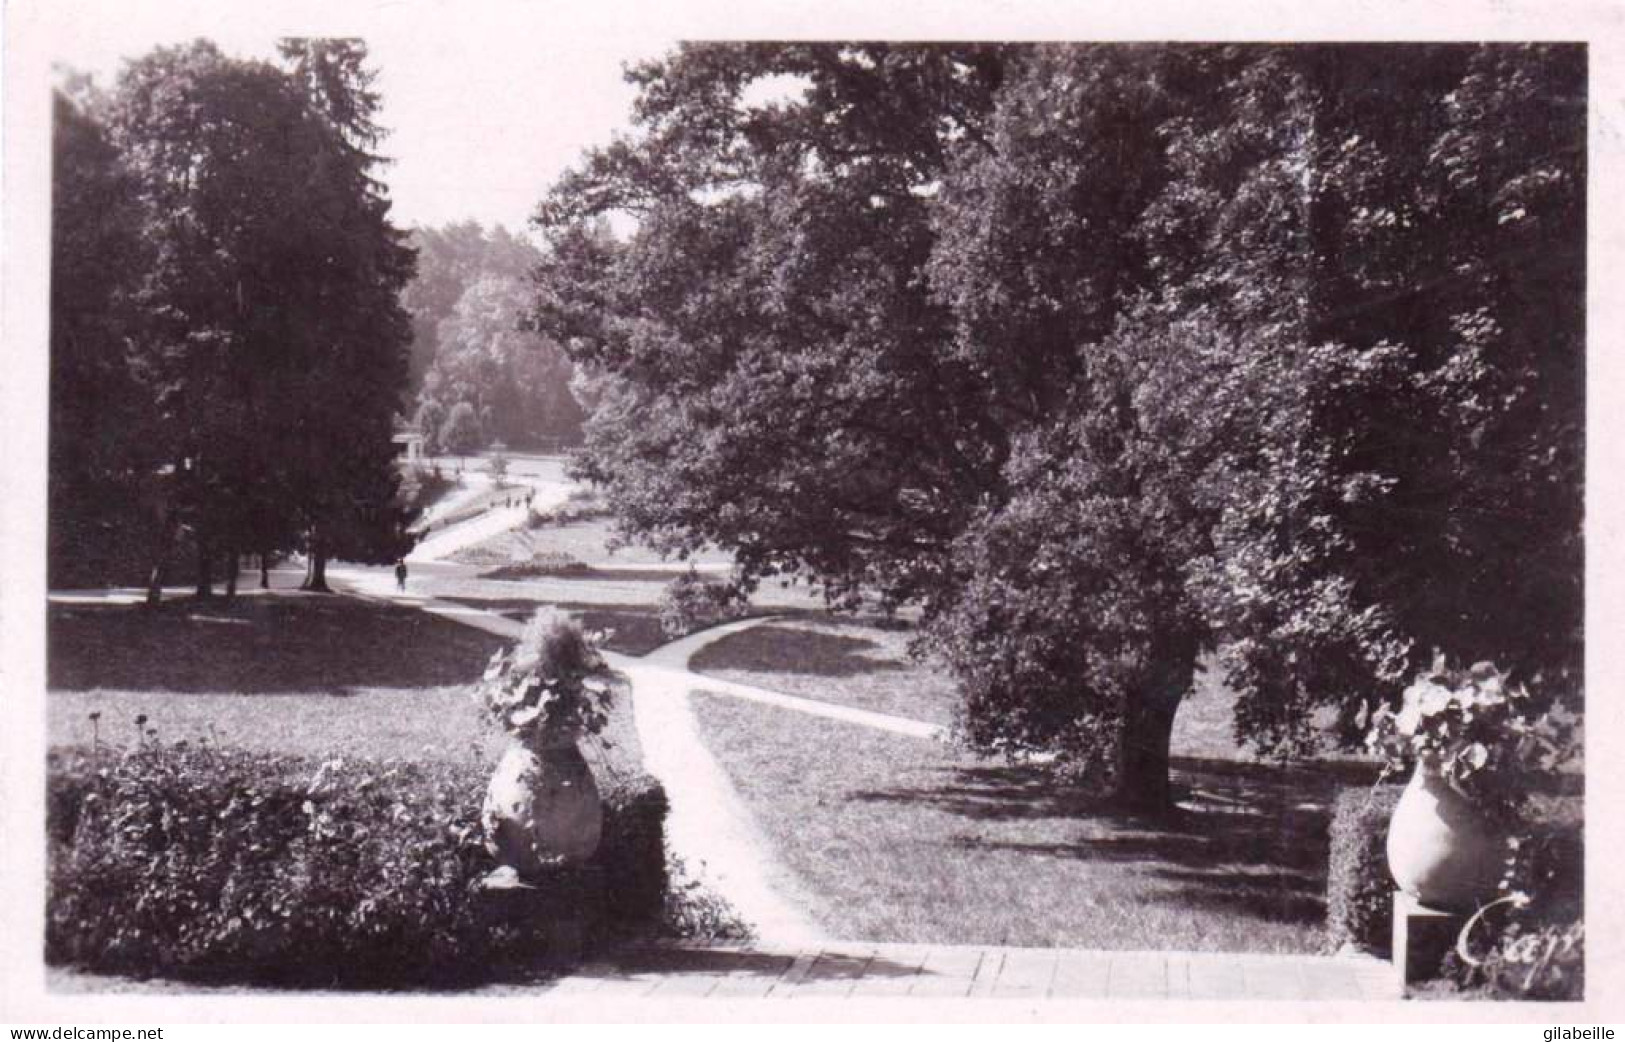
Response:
1418,684,1454,717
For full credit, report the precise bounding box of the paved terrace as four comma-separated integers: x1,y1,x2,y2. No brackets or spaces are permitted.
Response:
546,941,1400,1001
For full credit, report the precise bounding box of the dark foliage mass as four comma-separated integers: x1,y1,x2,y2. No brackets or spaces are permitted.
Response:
50,39,416,596
531,43,1584,806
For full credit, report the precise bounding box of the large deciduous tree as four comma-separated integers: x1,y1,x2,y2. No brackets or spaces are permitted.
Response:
110,42,345,598
532,44,1008,606
531,43,1584,808
403,223,587,452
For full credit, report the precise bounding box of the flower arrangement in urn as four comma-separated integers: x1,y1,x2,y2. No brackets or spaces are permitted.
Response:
474,609,614,884
1366,658,1577,820
477,609,613,744
1366,657,1580,911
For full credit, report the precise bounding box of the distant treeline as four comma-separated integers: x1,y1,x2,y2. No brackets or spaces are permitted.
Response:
403,222,589,456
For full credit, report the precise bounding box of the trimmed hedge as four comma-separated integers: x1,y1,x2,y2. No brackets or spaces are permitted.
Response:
1325,783,1404,955
595,775,670,931
46,743,668,987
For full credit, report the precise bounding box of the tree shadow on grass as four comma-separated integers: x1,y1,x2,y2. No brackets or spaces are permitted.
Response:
48,598,506,695
689,624,907,679
850,755,1356,931
433,598,810,657
437,598,692,655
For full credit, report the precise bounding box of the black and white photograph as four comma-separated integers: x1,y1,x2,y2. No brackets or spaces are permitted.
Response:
2,0,1618,1026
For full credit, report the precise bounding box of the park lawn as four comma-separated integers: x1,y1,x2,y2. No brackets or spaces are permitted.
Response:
691,691,1345,953
689,618,955,726
689,615,1377,768
46,594,643,779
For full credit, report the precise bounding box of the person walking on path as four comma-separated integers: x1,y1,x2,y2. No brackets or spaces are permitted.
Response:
394,559,408,593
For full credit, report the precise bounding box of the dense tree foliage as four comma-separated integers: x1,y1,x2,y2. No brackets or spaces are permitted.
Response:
532,44,1008,606
48,86,156,586
49,38,415,595
532,43,1583,807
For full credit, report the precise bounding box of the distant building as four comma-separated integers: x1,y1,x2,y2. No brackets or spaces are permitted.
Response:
392,422,425,462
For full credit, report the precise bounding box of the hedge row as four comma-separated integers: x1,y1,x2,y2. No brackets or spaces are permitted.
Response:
1325,784,1405,954
46,743,668,987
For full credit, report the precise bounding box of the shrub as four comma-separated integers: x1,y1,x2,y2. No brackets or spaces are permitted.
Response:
487,448,510,489
1325,783,1404,954
1366,659,1581,821
396,464,455,518
475,607,613,742
661,854,755,941
525,489,613,529
658,571,746,638
46,741,670,987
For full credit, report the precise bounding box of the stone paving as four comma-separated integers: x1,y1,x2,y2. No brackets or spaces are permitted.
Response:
545,941,1400,1001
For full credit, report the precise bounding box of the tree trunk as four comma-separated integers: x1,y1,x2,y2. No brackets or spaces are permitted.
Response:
1111,635,1200,814
260,550,271,589
144,508,178,608
194,536,214,599
224,551,238,599
302,533,332,593
1115,698,1180,813
307,550,330,592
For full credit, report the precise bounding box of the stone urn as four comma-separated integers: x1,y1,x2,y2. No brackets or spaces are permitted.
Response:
1386,757,1504,911
482,723,603,882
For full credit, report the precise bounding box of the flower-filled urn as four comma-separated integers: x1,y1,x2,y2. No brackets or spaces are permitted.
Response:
1366,659,1577,912
474,609,613,883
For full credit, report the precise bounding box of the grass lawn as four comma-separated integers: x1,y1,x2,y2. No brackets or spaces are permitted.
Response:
439,598,675,657
47,594,643,780
686,617,1385,952
689,617,952,726
692,691,1352,952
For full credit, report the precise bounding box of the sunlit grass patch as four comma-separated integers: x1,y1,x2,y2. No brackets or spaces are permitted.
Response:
690,618,956,726
691,691,1335,953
